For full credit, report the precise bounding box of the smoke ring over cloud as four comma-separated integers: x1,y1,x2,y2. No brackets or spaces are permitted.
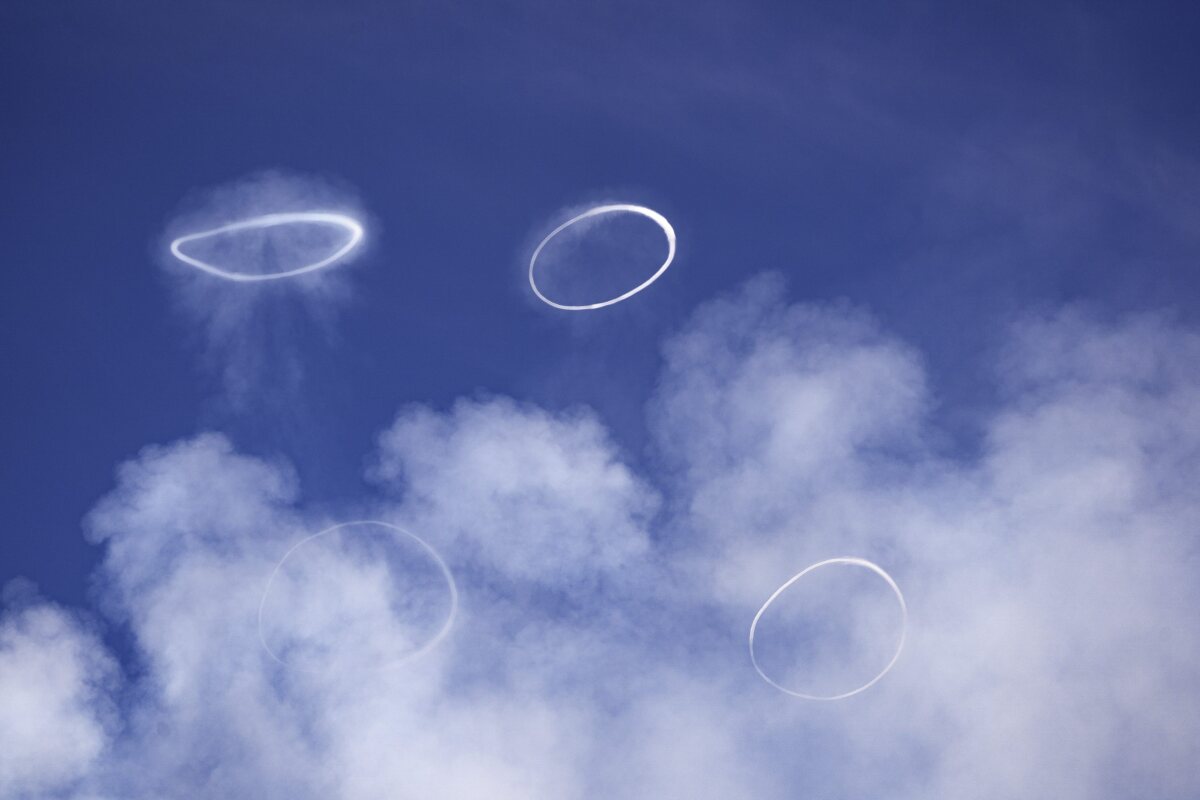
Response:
528,203,676,310
169,211,364,282
256,519,458,671
748,557,907,700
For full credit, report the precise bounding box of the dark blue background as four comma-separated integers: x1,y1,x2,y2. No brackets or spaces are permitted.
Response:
3,0,1198,607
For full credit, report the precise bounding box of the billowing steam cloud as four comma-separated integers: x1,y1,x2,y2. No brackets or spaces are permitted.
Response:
0,599,116,798
2,276,1198,799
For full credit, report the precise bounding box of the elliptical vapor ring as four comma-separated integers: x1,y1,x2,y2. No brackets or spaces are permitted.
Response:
257,520,458,671
169,211,364,282
748,557,907,700
528,203,676,310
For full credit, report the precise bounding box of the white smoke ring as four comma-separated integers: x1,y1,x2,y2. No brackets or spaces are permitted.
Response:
257,519,458,671
528,203,676,311
748,556,907,701
169,211,364,282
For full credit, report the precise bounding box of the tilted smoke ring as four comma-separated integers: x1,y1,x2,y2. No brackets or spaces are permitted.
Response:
257,520,458,671
528,203,676,310
169,211,364,282
749,557,907,700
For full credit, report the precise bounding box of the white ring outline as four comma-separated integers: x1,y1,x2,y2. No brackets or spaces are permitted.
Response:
528,203,676,310
257,520,458,671
169,211,364,282
748,557,907,700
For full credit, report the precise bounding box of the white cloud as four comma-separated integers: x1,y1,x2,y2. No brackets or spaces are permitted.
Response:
649,278,1200,799
2,277,1198,797
649,275,931,607
0,602,116,799
373,397,659,588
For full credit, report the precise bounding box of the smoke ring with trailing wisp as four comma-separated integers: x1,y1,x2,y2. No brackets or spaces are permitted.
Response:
528,203,676,310
169,211,364,282
749,556,907,700
257,520,458,671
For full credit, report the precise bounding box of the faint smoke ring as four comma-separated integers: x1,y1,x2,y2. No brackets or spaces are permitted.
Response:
528,203,676,310
257,520,458,671
748,557,907,700
169,211,364,282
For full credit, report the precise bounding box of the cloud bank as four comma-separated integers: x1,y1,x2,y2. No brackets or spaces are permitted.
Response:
2,276,1198,798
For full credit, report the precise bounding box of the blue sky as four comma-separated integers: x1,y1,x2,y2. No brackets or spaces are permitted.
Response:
2,2,1200,798
4,0,1199,600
